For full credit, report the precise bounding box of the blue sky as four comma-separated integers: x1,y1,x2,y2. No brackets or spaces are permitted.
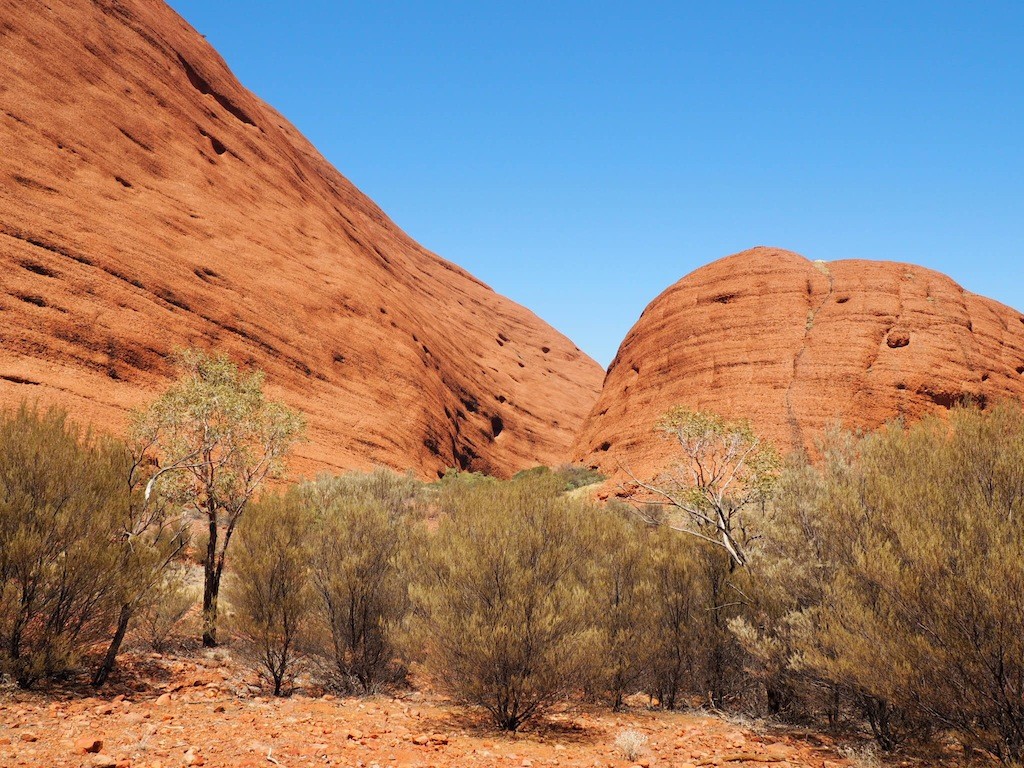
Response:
168,1,1022,367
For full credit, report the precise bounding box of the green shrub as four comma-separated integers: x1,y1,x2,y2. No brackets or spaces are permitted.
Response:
0,406,130,687
588,506,649,708
511,464,605,491
641,524,747,710
228,489,313,695
553,463,606,490
305,470,421,693
136,566,198,653
751,404,1024,760
408,475,598,730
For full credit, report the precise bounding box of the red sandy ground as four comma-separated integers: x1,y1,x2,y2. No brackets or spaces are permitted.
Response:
0,651,862,768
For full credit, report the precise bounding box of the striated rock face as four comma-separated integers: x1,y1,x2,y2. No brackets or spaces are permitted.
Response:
574,247,1024,481
0,0,603,477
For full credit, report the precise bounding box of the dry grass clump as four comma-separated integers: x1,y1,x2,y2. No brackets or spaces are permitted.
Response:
614,729,648,761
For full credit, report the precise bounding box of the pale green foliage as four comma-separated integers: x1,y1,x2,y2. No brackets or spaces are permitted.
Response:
408,475,598,730
229,489,313,695
730,439,855,719
134,349,304,646
305,469,421,693
640,525,702,709
432,467,494,488
0,406,129,687
635,407,779,569
751,404,1024,760
511,464,606,491
628,407,775,709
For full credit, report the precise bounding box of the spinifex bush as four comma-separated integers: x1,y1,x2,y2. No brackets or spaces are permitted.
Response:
305,470,421,693
614,729,649,762
408,474,598,730
0,405,129,687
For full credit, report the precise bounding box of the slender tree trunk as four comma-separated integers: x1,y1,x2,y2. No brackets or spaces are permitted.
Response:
766,681,793,716
827,685,841,727
202,516,219,647
93,602,132,686
202,574,219,647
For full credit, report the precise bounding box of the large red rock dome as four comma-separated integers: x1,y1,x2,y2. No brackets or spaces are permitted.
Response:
0,0,603,477
574,247,1024,481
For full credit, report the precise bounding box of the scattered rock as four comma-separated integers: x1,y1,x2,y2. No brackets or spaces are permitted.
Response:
75,736,104,754
0,651,844,768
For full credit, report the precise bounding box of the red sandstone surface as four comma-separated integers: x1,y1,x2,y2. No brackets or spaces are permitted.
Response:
574,247,1024,481
0,0,603,478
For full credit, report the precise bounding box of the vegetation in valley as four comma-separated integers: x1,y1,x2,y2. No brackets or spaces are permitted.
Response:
2,349,1024,764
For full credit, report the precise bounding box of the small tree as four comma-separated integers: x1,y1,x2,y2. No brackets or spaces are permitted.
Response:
408,475,597,730
135,349,304,646
306,470,420,693
623,408,776,709
229,490,313,695
627,408,779,570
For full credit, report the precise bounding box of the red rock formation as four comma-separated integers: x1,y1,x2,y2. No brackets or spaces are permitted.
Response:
0,0,602,478
574,247,1024,481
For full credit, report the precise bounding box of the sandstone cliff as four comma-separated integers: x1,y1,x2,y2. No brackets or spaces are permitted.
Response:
0,0,603,477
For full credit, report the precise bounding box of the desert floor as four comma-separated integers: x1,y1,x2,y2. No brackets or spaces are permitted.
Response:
0,650,936,768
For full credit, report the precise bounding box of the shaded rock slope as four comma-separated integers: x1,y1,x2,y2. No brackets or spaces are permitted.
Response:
574,247,1024,481
0,0,603,477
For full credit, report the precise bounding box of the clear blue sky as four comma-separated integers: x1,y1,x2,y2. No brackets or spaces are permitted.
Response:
167,1,1022,368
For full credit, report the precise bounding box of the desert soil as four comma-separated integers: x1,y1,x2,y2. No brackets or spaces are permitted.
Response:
0,651,859,768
